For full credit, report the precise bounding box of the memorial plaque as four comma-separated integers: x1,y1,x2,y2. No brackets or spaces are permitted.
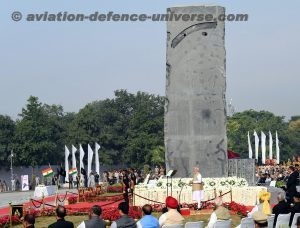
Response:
228,159,256,186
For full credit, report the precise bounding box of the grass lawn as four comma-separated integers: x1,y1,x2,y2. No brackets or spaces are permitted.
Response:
12,212,242,228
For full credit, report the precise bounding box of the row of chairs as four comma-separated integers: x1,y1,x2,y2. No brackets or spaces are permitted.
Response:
161,213,300,228
162,220,231,228
240,212,300,228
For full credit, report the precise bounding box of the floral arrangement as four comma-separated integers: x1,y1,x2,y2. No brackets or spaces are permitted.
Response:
150,201,247,217
223,201,248,217
102,206,142,221
67,196,78,204
0,215,20,226
3,205,142,227
203,177,248,189
79,193,124,203
135,177,248,190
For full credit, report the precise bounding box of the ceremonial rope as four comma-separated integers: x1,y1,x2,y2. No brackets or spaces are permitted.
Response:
30,199,56,208
132,189,232,206
57,192,68,202
202,190,231,203
56,191,78,203
30,199,42,208
132,192,164,204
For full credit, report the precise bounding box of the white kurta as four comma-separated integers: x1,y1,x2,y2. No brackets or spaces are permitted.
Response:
192,173,204,202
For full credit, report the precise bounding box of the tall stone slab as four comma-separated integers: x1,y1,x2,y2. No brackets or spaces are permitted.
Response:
165,6,228,178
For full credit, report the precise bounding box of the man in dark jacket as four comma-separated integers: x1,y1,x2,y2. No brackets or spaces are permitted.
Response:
272,192,291,227
110,202,137,228
286,166,299,203
77,205,106,228
290,192,300,226
48,206,74,228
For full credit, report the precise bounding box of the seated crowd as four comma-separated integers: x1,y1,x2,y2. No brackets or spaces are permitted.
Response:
256,162,300,186
22,190,300,228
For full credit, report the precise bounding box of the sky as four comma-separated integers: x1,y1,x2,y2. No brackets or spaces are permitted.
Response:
1,0,299,120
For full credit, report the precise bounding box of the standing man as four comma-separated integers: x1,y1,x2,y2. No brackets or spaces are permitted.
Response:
68,175,73,189
122,170,130,204
76,175,80,189
11,177,16,191
286,166,299,203
35,176,39,186
191,167,204,210
88,172,95,188
95,172,100,185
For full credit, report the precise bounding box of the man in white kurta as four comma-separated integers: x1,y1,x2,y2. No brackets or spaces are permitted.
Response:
192,167,204,210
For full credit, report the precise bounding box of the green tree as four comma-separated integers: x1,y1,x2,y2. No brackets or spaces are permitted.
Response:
13,96,67,166
227,110,291,161
0,115,15,167
287,117,300,155
67,90,165,167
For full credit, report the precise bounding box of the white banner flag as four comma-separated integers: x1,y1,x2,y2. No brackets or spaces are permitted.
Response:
87,144,94,176
79,144,85,174
254,131,259,160
95,142,100,176
248,131,253,159
71,145,77,181
71,145,77,169
276,131,280,164
65,145,70,182
261,131,266,164
269,131,273,160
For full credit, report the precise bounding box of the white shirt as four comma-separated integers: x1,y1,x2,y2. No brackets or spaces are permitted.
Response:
110,221,117,228
158,213,167,227
77,221,85,228
206,212,217,228
136,221,142,228
247,205,258,218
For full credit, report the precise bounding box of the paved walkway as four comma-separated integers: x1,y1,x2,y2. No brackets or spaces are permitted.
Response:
0,188,77,212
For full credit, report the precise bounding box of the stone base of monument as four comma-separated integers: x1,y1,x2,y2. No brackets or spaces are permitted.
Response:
133,177,267,206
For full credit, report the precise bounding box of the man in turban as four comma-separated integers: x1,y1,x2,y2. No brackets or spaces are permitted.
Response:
158,196,184,227
248,190,271,218
206,197,231,228
252,211,268,228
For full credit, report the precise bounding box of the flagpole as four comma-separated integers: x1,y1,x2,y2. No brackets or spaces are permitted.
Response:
10,150,14,190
